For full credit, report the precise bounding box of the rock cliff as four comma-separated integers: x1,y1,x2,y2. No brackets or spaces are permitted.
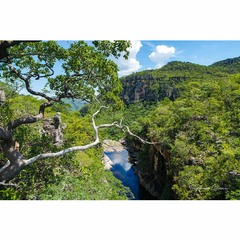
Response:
119,74,184,104
123,138,170,199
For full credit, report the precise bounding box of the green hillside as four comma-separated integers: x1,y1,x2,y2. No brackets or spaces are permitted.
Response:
82,56,240,200
2,54,240,200
210,56,240,74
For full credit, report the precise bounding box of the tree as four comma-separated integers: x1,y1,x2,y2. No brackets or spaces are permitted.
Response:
0,40,154,185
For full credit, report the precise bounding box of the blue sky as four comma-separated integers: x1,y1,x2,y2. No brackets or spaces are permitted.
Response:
116,40,240,75
20,40,240,95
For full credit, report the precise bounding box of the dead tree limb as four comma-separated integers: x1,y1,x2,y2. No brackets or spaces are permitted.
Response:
0,105,155,184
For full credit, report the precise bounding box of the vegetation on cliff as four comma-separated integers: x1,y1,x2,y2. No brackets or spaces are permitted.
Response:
82,58,240,200
0,91,131,200
0,40,134,200
2,40,240,201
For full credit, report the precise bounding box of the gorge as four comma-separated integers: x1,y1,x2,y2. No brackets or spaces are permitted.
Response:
88,57,240,200
102,139,157,200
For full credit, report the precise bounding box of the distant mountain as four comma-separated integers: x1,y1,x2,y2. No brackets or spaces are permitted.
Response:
81,56,240,112
118,56,240,104
61,98,86,111
209,56,240,74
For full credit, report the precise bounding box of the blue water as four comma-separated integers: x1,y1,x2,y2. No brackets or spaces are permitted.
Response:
104,150,157,200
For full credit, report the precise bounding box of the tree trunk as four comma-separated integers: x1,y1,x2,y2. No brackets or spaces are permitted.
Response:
0,142,26,182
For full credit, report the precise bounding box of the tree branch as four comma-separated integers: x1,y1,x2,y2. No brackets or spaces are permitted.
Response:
24,140,100,166
0,104,156,182
22,61,55,80
0,160,10,174
0,181,20,188
0,41,40,60
6,57,57,102
9,53,49,57
6,100,54,131
62,72,101,99
0,127,14,142
97,116,157,144
24,105,155,167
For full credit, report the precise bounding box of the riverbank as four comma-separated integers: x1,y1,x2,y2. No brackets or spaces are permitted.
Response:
102,138,138,169
102,139,127,152
102,139,127,170
102,138,158,199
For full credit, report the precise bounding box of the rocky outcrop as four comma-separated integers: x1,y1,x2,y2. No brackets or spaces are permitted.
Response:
102,139,125,169
0,89,6,102
102,154,113,170
134,166,164,198
102,139,127,152
120,74,182,104
42,112,66,146
123,138,170,199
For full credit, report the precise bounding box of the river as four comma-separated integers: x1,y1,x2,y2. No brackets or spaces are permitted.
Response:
104,150,157,200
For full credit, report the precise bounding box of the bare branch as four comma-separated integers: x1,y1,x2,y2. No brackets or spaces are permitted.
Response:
24,140,100,166
0,181,19,188
0,104,156,183
120,117,123,127
0,160,10,174
97,116,157,145
90,94,101,105
122,125,157,144
24,105,154,167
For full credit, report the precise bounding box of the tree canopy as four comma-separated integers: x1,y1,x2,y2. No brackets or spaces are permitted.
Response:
0,40,134,184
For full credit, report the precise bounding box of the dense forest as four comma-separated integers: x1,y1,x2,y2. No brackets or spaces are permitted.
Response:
1,48,240,200
81,57,240,200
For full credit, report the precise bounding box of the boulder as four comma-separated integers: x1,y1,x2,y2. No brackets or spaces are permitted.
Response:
0,89,6,102
102,154,113,170
42,113,65,146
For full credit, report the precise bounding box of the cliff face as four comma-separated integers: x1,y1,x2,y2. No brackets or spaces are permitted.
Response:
119,74,184,104
118,74,184,198
125,138,172,199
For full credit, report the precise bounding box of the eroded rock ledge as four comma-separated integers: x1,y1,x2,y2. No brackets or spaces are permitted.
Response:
101,139,126,170
102,154,113,170
102,139,127,152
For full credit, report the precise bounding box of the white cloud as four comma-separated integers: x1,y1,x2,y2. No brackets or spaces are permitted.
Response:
149,45,175,68
112,40,143,76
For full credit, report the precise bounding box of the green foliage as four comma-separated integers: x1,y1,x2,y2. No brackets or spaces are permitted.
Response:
34,150,131,200
83,59,240,200
130,73,240,200
81,100,157,142
2,44,240,200
1,41,130,107
0,95,132,200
